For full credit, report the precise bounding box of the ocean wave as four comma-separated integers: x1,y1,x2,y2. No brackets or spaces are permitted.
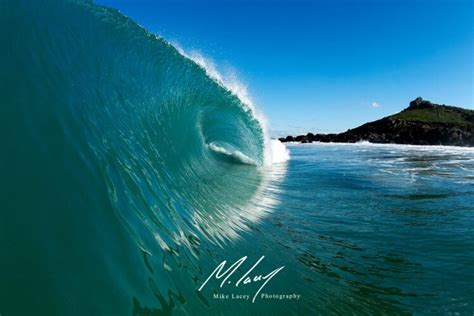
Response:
0,0,288,313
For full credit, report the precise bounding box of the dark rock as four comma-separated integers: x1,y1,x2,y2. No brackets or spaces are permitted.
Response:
408,97,433,110
295,135,306,142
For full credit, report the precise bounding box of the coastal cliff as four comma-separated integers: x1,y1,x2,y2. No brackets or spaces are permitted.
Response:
279,98,474,147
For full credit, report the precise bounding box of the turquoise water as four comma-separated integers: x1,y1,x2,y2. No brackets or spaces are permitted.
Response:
1,0,474,315
274,143,474,314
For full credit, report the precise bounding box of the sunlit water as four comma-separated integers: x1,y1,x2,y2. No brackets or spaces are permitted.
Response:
1,1,473,314
245,142,474,315
122,142,474,315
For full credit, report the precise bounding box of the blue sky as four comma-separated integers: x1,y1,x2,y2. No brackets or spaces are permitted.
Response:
98,0,473,136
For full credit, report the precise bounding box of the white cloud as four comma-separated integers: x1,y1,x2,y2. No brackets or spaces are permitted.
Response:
371,101,380,108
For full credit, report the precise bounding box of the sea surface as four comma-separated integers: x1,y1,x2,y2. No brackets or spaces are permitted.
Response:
1,1,473,315
268,143,474,315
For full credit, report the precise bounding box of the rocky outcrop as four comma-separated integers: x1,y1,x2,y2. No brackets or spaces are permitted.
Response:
279,98,474,147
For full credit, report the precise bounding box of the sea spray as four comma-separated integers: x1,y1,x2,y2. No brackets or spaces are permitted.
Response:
172,44,290,166
0,0,288,315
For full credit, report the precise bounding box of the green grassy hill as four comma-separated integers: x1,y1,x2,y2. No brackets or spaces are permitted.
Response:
390,98,474,127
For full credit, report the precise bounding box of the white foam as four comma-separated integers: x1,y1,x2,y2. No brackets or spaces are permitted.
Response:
172,43,290,165
208,142,257,165
268,139,291,164
291,141,474,153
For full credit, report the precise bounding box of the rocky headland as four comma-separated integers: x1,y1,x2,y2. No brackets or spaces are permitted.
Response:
279,98,474,147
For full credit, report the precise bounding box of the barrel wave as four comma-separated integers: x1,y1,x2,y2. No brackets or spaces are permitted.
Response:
0,0,288,315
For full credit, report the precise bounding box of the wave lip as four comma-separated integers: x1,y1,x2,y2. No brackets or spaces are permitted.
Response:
0,0,291,260
208,141,257,165
173,45,291,166
0,0,292,314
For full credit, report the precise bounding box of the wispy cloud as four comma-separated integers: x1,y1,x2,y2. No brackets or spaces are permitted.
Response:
371,101,380,108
